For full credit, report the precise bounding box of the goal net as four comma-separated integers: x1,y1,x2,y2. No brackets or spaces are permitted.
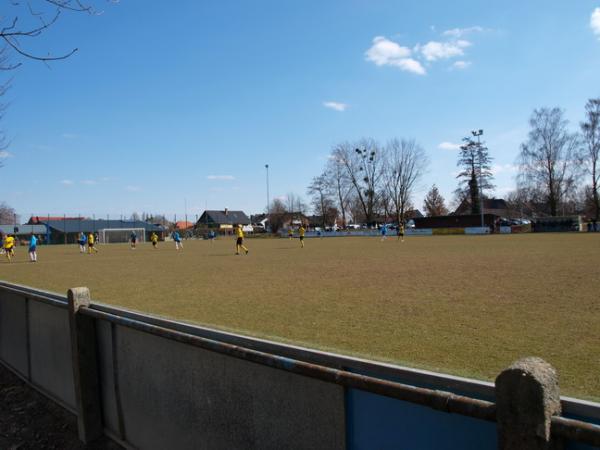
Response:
99,228,146,244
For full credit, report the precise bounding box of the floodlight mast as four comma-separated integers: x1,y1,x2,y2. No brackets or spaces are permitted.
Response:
471,129,485,230
265,164,270,230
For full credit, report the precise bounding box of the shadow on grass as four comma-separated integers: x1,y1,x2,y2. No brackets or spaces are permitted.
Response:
1,261,39,265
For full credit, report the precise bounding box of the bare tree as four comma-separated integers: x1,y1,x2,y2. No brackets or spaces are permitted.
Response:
383,138,428,224
577,186,597,219
0,202,18,223
267,198,287,233
307,174,336,228
580,98,600,220
456,134,494,215
378,187,392,221
285,192,307,216
423,184,448,216
146,214,171,227
0,0,112,69
334,138,382,225
0,1,114,168
324,150,352,227
518,107,580,216
347,195,365,224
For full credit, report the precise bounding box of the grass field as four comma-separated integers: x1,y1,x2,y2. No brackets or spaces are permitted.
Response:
1,234,599,400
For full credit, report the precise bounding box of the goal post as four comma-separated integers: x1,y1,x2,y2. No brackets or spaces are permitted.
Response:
98,228,146,244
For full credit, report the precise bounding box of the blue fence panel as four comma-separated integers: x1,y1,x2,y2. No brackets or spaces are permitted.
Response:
564,412,600,450
346,388,496,450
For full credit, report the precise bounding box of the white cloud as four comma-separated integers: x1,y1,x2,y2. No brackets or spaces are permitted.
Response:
82,180,97,185
0,150,13,158
60,179,74,186
395,58,426,75
366,36,411,64
323,101,348,112
452,60,471,70
438,142,462,151
418,40,471,61
591,8,600,37
443,26,484,38
365,36,426,75
366,27,485,74
207,175,235,181
62,133,78,139
126,185,141,192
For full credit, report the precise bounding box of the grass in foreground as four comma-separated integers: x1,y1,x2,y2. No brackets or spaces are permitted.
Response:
1,234,599,400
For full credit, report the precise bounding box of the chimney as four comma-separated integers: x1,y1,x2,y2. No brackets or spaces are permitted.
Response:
224,208,228,216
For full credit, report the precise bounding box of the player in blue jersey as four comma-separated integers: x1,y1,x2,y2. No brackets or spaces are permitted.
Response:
380,223,388,241
29,234,38,262
172,230,183,250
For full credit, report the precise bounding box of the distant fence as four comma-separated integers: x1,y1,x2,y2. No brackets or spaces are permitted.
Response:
282,228,492,238
0,281,599,449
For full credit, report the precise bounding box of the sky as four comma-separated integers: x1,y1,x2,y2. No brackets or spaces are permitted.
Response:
1,0,600,221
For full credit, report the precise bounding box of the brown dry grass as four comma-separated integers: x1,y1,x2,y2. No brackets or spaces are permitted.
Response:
1,234,599,400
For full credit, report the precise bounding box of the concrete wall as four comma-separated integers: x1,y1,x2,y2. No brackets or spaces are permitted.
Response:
0,285,75,411
1,281,599,450
0,290,29,376
98,324,345,450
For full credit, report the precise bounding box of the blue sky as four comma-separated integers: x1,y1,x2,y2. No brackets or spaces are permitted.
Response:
1,0,600,220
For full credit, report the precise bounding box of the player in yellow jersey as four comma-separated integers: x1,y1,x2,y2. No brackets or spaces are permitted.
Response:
4,234,15,262
234,224,249,255
150,232,159,249
398,223,405,243
87,232,99,254
288,228,293,240
298,225,306,248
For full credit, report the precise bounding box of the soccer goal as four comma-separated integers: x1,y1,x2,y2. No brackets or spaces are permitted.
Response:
98,228,146,244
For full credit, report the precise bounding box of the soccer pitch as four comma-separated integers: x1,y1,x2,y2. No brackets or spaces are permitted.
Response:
1,234,599,400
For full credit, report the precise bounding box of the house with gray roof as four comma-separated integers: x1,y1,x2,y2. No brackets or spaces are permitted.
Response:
196,209,250,231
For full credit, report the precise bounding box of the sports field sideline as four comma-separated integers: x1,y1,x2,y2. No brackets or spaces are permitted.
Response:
1,234,599,400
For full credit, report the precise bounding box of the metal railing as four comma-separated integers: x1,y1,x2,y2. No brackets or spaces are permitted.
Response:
81,305,600,448
1,281,600,448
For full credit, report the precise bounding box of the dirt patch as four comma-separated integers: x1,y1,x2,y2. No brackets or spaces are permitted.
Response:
0,364,121,449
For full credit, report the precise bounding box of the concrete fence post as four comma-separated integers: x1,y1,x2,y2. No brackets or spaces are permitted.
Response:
68,287,103,443
495,357,563,450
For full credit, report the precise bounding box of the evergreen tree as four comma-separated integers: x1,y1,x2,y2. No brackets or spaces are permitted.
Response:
423,185,448,216
456,133,494,214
